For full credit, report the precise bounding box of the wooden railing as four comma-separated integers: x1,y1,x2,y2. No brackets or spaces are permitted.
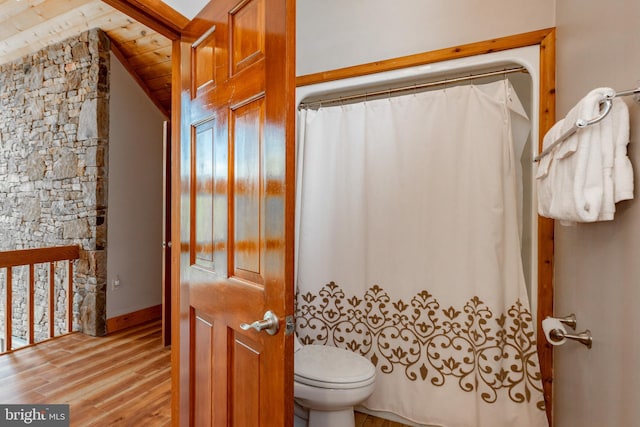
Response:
0,245,80,354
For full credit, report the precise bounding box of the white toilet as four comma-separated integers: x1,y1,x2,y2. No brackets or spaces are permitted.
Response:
293,336,376,427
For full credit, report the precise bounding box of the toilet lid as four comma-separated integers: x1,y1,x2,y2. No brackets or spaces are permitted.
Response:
294,345,376,387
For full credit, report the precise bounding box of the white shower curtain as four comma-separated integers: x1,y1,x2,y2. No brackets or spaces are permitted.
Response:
295,80,548,427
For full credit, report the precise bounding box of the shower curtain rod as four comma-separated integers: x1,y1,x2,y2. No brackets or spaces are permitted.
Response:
298,66,528,109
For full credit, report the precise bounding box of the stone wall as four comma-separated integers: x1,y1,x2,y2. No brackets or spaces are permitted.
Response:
0,29,110,338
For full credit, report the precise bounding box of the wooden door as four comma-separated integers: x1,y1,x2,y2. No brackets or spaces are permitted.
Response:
172,0,295,426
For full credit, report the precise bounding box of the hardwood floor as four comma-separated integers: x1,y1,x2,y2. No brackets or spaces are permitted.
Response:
0,320,170,427
354,412,414,427
0,320,411,426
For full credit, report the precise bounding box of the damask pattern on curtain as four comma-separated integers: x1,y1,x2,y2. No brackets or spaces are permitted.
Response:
295,80,548,427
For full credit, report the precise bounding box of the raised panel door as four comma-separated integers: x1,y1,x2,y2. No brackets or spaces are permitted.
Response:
173,0,295,426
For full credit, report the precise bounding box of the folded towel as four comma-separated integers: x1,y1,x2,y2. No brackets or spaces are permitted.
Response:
536,119,563,219
598,98,634,220
536,88,611,223
536,88,633,224
611,99,634,203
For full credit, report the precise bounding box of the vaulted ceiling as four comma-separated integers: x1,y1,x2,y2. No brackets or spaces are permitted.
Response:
0,0,189,115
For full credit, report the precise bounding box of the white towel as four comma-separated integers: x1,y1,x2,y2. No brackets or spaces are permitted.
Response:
536,88,613,223
598,98,634,220
611,99,634,203
536,119,563,219
537,88,635,224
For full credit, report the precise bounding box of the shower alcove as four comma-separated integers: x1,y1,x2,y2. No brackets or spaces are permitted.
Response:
294,30,555,426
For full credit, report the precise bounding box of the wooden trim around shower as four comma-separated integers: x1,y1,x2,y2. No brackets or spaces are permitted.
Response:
296,28,555,87
296,27,557,425
537,28,556,425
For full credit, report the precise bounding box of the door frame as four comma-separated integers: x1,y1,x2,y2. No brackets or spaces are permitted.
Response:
296,28,556,424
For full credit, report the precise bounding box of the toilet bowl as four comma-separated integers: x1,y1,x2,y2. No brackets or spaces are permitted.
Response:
294,341,376,427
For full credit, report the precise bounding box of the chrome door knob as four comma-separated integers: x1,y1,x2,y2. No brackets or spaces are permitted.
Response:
240,310,279,335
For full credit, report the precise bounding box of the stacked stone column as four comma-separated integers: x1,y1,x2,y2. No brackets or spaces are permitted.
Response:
0,29,110,337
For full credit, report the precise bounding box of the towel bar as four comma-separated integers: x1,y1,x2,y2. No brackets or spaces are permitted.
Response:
534,87,640,162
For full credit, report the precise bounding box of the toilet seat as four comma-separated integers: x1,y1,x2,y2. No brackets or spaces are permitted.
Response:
294,345,376,389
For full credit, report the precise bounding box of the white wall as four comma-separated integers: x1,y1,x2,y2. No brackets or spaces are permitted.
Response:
296,0,555,76
107,54,166,319
554,1,640,426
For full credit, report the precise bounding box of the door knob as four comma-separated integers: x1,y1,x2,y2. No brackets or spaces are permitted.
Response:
240,310,279,335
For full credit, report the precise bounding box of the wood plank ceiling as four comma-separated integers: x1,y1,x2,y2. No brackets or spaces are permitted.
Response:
0,0,187,116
